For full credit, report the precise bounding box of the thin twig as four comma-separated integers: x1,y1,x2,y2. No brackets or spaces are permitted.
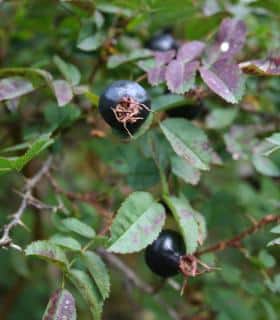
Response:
46,173,113,235
0,157,52,249
197,214,280,256
99,250,181,320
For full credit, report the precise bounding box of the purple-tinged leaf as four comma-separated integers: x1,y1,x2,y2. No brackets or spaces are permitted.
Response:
164,196,200,254
147,66,166,85
239,56,280,76
154,50,176,65
0,77,34,101
53,80,73,107
200,59,244,103
108,192,166,254
43,289,76,320
206,18,246,64
166,60,199,94
177,41,206,63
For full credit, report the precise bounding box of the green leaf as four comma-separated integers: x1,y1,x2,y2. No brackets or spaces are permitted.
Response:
266,132,280,146
13,134,54,171
107,49,152,69
171,156,201,185
252,155,280,177
67,269,103,320
44,103,81,130
126,157,160,190
131,111,154,140
206,108,238,129
267,237,280,246
53,55,81,86
61,218,96,238
77,32,106,51
206,288,256,320
42,289,76,320
25,240,68,269
265,274,280,293
82,251,110,300
164,196,200,254
152,94,188,112
160,118,212,171
108,192,166,253
270,224,280,234
258,250,276,268
50,235,82,252
0,134,54,175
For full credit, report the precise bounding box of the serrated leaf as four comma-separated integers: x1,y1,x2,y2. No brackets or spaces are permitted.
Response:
206,18,247,63
82,251,110,300
42,289,76,320
147,66,166,86
67,269,103,320
0,77,34,101
108,192,166,253
25,240,68,269
154,50,176,65
0,134,54,175
50,235,82,252
166,60,198,94
171,156,201,185
240,56,280,76
160,118,212,170
164,196,200,254
77,32,106,51
13,134,54,171
53,80,73,107
200,60,245,103
53,55,81,86
177,41,205,63
61,218,96,238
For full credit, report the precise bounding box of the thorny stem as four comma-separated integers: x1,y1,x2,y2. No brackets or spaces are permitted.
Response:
0,157,52,250
196,214,280,256
46,173,113,235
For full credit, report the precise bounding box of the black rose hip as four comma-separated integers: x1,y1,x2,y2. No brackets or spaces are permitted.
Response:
98,80,151,137
145,230,186,278
147,31,178,52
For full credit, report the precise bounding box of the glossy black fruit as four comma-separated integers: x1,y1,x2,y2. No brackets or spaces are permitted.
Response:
99,80,151,137
145,230,186,278
146,31,178,52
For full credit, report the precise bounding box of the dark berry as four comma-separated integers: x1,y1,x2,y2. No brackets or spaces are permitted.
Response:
99,80,151,137
145,230,186,278
167,103,208,120
146,31,178,52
